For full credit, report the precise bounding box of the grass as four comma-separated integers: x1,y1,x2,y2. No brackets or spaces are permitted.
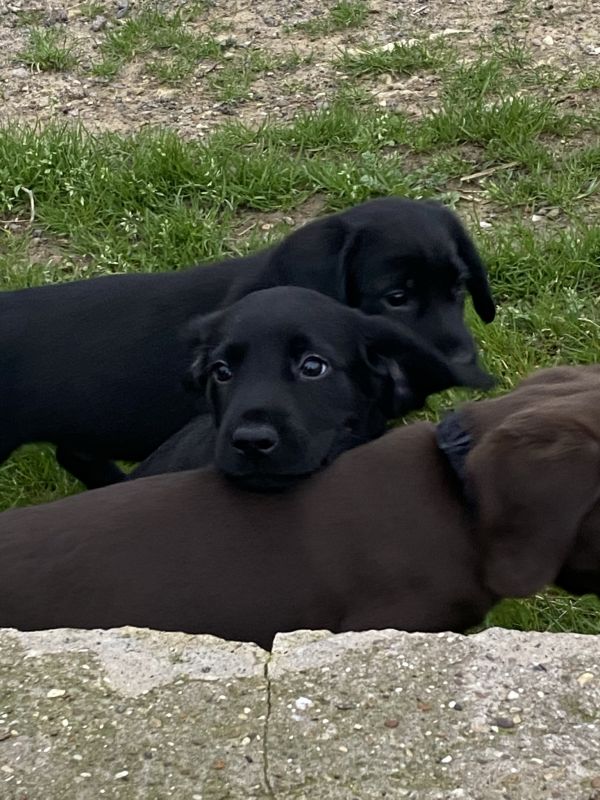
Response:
337,39,447,77
91,4,219,81
1,17,600,635
294,0,370,36
18,27,78,72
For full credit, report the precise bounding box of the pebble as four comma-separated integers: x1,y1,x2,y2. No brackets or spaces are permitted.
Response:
46,689,66,698
542,35,554,46
577,672,595,687
44,8,68,26
440,755,453,764
114,770,129,780
546,208,560,219
116,0,130,19
495,716,516,729
11,67,29,79
91,15,107,32
384,719,399,729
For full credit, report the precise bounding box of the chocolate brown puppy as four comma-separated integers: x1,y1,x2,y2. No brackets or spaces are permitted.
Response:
5,367,593,651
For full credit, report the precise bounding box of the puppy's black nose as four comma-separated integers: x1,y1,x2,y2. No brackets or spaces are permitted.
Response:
231,424,279,456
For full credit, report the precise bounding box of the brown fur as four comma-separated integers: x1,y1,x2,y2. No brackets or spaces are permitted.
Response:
1,365,599,649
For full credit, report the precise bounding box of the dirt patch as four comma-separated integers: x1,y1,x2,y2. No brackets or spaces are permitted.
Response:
0,0,598,139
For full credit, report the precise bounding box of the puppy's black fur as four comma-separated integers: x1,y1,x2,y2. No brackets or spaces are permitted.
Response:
131,287,493,488
0,197,495,488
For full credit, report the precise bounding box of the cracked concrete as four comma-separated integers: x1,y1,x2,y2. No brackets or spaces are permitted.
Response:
1,626,600,798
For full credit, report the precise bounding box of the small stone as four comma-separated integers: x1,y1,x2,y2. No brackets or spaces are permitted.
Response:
294,697,313,711
479,220,493,229
507,690,519,700
44,8,68,25
11,67,29,79
531,214,544,223
495,717,516,729
542,35,554,46
577,672,595,687
90,15,107,32
46,689,66,698
417,701,432,712
116,0,130,19
591,776,600,789
384,719,399,728
114,770,129,780
546,208,560,219
440,755,453,764
212,759,226,770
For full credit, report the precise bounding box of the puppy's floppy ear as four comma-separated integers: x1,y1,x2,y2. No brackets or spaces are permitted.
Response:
466,411,600,598
360,315,495,417
268,215,361,303
445,212,496,324
180,308,226,392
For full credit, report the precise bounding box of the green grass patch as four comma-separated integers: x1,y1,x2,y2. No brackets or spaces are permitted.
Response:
18,27,78,72
207,49,276,103
294,0,370,36
337,38,446,77
92,3,219,81
483,591,600,635
577,69,600,90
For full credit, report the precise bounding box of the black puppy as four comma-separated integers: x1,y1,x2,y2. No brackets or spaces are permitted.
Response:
131,287,493,488
0,197,495,488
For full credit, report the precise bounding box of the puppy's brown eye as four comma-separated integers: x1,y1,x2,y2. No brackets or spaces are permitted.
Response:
299,355,329,379
211,361,233,383
384,289,408,307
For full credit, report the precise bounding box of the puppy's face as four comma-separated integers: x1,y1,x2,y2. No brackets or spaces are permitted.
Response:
188,287,492,491
271,198,496,370
345,202,493,368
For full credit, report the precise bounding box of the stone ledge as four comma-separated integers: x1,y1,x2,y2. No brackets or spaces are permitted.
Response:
0,627,599,798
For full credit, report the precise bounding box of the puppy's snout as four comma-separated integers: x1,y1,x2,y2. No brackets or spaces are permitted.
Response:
231,423,279,456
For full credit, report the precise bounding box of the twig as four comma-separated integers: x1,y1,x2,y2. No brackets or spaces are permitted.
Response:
460,162,519,183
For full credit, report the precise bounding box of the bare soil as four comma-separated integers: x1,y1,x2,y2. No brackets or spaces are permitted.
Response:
0,0,598,139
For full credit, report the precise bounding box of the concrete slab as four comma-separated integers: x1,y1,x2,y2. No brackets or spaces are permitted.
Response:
268,627,600,799
0,627,269,799
1,626,600,799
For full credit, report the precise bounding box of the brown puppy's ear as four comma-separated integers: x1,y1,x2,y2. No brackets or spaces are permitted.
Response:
444,212,496,324
360,315,495,417
466,412,600,598
268,216,360,303
180,309,226,392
